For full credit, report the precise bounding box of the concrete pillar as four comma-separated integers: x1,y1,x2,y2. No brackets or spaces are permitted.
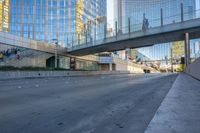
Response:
185,32,191,66
109,63,112,71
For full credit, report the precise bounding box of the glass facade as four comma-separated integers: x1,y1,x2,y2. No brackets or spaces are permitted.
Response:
0,0,10,31
114,0,200,62
115,0,197,32
0,0,106,48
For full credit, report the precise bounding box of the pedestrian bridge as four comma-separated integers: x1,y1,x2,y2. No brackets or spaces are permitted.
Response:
67,9,200,56
1,9,200,57
68,18,200,56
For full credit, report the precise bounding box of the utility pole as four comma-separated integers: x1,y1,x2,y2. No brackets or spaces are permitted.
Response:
52,39,58,69
55,41,58,69
185,32,190,66
170,47,173,73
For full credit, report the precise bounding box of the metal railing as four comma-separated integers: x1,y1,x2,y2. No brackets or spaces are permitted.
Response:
68,6,200,51
1,3,200,54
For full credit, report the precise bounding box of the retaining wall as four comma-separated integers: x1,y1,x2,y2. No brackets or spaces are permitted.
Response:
185,58,200,80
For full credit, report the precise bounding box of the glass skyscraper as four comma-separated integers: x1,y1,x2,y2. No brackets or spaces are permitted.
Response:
115,0,197,32
0,0,106,48
114,0,200,61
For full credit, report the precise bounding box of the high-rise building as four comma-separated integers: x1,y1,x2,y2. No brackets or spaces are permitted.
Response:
0,0,10,31
113,0,200,61
115,0,196,32
1,0,106,47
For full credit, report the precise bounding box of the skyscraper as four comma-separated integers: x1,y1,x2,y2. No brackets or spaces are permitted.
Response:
115,0,196,32
113,0,199,61
0,0,106,47
0,0,10,31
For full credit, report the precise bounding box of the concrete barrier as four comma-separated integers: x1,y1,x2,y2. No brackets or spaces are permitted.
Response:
185,57,200,80
0,71,131,80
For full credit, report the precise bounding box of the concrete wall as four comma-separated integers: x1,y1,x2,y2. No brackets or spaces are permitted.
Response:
4,54,51,68
185,57,200,80
113,58,144,73
0,45,52,67
0,71,131,80
0,44,154,73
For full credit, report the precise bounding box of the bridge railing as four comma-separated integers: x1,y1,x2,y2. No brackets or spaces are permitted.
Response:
68,5,200,51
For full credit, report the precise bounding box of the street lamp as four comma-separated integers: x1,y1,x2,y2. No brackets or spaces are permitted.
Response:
52,39,58,69
170,47,173,73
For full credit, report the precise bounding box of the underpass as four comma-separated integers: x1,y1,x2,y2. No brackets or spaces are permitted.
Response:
0,74,176,133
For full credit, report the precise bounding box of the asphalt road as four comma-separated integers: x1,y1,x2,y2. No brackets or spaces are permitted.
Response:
0,74,177,133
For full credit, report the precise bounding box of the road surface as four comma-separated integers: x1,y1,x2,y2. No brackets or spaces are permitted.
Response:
0,74,177,133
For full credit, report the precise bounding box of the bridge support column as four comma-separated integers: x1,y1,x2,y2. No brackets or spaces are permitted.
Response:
185,32,190,66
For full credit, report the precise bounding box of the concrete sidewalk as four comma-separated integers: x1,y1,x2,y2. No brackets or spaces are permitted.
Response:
145,73,200,133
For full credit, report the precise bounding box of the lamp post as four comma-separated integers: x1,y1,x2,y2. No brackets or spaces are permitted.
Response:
170,47,173,73
52,39,58,69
